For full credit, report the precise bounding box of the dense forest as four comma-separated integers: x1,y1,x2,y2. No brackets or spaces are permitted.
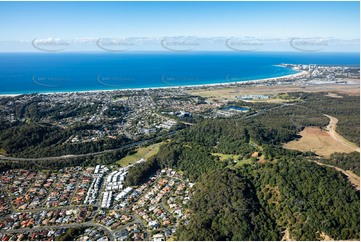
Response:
320,152,360,175
248,159,359,240
124,156,160,186
177,169,279,240
0,123,131,157
175,160,359,240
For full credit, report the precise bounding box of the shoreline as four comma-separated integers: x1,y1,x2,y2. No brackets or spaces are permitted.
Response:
0,67,307,97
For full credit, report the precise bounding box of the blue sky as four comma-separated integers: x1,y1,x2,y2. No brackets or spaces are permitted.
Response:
0,1,359,52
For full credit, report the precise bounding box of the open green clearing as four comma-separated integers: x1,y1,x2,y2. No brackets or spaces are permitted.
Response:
117,142,164,166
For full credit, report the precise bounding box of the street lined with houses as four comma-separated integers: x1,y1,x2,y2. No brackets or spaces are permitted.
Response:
0,162,194,241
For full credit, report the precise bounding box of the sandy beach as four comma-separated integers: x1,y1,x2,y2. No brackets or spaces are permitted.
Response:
0,68,308,97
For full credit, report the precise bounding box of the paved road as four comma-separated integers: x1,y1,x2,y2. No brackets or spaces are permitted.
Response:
0,131,177,162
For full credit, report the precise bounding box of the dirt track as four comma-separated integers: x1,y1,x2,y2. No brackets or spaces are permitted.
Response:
314,160,360,191
323,114,360,153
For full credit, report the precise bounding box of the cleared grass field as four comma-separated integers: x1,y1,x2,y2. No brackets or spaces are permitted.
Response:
234,159,254,167
212,153,255,168
117,142,163,166
0,148,6,155
284,127,357,158
212,152,241,161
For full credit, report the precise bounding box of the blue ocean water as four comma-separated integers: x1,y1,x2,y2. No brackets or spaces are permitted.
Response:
0,52,359,94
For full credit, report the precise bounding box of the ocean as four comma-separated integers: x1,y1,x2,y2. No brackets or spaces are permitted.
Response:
0,52,359,95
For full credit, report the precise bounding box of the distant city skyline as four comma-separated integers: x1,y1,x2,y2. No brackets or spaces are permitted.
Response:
0,1,359,52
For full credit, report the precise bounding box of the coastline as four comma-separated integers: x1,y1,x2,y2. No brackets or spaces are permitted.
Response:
0,67,307,97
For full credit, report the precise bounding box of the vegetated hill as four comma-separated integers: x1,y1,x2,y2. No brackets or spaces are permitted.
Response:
174,158,359,240
126,92,360,240
126,119,360,240
0,123,130,157
248,159,359,240
177,169,279,241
